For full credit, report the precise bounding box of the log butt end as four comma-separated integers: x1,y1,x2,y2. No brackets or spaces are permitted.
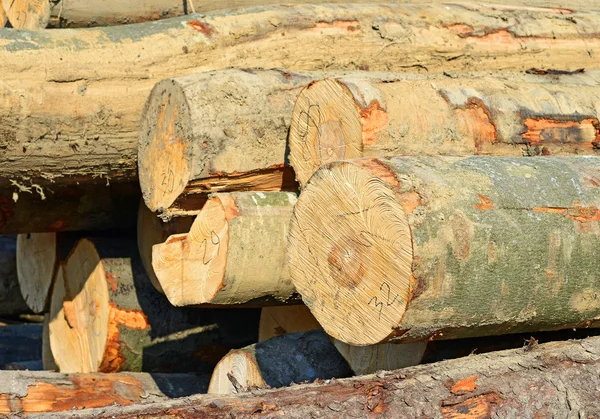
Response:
208,350,266,395
290,79,364,186
288,159,413,345
138,79,193,213
2,0,50,29
16,233,57,313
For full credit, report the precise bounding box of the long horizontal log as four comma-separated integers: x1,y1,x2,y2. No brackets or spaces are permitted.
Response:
0,182,140,234
0,370,209,414
37,335,600,418
0,236,31,316
289,72,600,186
152,192,297,306
289,156,600,345
4,3,600,189
49,237,259,373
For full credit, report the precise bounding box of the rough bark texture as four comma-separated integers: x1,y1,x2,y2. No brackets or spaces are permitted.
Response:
49,237,259,373
3,3,600,190
137,202,194,293
290,72,600,186
0,370,209,414
0,236,30,316
208,330,353,395
153,192,297,306
0,323,42,367
0,182,140,234
289,156,600,345
2,0,49,29
37,335,600,419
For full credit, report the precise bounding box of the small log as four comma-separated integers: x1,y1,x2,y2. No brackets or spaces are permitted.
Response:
289,72,600,186
0,182,140,234
0,236,30,316
2,0,49,29
41,335,600,419
152,192,297,306
288,156,600,345
138,69,307,215
0,323,42,367
137,202,194,293
0,370,209,414
48,237,259,373
4,4,600,190
259,306,426,375
208,330,353,395
16,233,57,313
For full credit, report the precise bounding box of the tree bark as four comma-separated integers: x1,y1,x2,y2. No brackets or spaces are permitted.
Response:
0,236,30,316
152,192,297,306
0,370,209,414
3,4,600,190
36,335,600,419
48,236,259,373
0,182,140,234
259,306,426,376
290,72,600,186
0,323,42,367
289,156,600,345
207,330,353,395
2,0,49,29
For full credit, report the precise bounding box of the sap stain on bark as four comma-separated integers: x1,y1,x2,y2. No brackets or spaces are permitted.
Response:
520,116,600,149
187,20,215,38
474,195,494,211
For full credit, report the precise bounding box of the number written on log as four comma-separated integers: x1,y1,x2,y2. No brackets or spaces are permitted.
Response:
199,231,220,265
368,282,399,320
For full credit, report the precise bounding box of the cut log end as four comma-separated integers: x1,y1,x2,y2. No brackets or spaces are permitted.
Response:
2,0,50,29
208,351,266,395
0,4,6,26
153,196,229,306
290,79,363,186
288,160,413,345
48,241,110,373
16,233,57,313
139,79,193,213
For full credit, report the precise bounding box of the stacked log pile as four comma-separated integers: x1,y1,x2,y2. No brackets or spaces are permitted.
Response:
0,0,599,416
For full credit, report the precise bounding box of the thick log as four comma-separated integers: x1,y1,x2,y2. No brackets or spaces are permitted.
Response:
289,156,600,345
259,306,426,375
0,370,209,414
3,4,600,189
16,233,57,313
37,335,600,418
208,330,353,395
48,237,259,373
153,192,297,306
290,72,600,186
2,0,49,29
0,236,30,316
0,182,140,234
137,202,193,293
0,323,42,367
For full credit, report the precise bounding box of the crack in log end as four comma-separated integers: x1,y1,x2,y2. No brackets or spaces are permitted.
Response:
360,100,388,146
187,20,215,38
474,195,495,211
184,166,298,195
533,205,600,223
441,393,502,419
454,99,498,155
313,20,360,32
521,117,600,149
450,376,479,394
99,304,149,373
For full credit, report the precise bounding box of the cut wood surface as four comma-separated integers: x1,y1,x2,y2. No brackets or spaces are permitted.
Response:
259,306,426,375
16,233,57,313
2,0,49,29
38,335,600,418
0,236,30,316
290,72,600,186
0,182,140,234
138,69,308,215
208,330,353,395
137,202,194,293
0,323,42,367
3,4,600,190
289,156,600,345
0,370,209,414
0,4,6,27
153,192,297,306
48,237,259,373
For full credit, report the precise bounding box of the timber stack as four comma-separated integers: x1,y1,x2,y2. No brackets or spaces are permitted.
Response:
0,0,599,416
